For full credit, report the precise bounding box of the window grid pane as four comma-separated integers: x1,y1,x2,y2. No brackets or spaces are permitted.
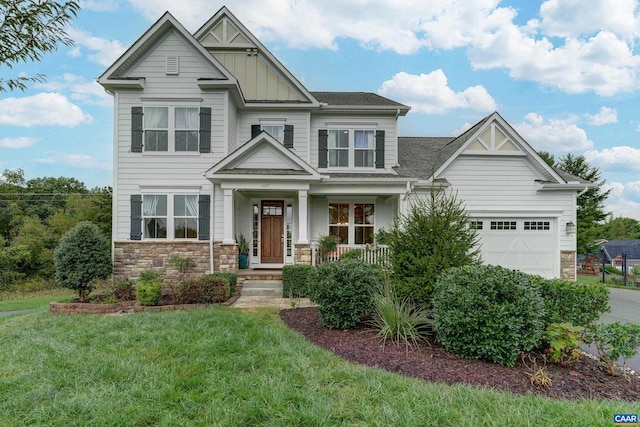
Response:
469,220,483,230
524,221,550,231
329,203,350,244
490,221,517,230
173,195,198,239
262,125,284,142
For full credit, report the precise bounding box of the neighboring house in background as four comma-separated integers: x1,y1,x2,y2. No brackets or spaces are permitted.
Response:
600,240,640,273
97,6,589,283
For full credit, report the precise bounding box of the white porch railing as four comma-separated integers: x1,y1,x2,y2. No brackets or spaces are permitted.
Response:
311,244,391,267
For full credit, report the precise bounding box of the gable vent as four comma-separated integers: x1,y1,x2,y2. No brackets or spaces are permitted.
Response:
166,56,179,75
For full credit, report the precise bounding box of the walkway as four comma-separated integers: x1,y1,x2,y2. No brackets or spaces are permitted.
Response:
230,280,314,309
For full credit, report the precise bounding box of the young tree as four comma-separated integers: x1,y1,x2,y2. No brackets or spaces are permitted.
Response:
0,0,80,91
54,221,111,301
387,187,481,305
556,154,611,253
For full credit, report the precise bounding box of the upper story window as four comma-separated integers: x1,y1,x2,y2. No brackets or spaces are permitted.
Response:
327,129,375,168
261,125,284,143
319,128,384,170
144,106,199,152
132,105,211,154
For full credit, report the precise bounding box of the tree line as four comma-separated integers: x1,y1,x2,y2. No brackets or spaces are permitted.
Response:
0,169,111,290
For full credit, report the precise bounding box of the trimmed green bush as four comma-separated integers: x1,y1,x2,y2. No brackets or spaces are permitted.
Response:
310,259,383,329
282,264,316,298
432,265,545,366
113,279,135,302
387,188,480,305
340,249,363,260
175,275,230,304
206,272,237,294
136,276,162,306
533,277,609,328
53,221,111,302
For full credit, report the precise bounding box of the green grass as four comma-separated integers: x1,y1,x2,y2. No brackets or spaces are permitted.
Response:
577,274,640,291
0,307,638,426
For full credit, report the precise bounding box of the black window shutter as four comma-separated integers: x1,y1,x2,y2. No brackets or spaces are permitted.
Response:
283,125,294,148
199,107,211,153
251,124,261,138
375,130,385,169
318,129,328,168
130,194,142,240
131,107,143,153
198,195,210,240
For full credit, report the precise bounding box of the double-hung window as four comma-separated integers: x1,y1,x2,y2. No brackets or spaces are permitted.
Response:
143,106,199,152
143,195,168,238
328,129,375,168
141,194,199,239
173,195,198,238
261,125,284,143
328,202,375,245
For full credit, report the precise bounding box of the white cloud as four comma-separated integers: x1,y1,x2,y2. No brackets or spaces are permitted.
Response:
450,122,473,136
584,146,640,171
67,28,127,66
513,113,593,152
0,137,38,149
0,93,92,127
602,181,640,220
81,0,119,11
36,154,110,169
35,74,112,107
378,70,496,114
586,107,618,126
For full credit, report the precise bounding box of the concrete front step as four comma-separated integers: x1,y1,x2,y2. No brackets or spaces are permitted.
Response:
240,280,283,298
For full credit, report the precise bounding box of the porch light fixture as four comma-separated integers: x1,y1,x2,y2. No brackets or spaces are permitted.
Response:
566,221,576,235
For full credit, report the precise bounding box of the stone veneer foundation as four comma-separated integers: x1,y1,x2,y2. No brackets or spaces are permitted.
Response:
294,244,311,265
113,241,212,287
560,250,576,281
212,242,238,272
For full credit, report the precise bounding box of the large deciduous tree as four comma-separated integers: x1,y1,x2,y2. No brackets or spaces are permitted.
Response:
556,154,610,254
0,0,80,91
598,216,640,241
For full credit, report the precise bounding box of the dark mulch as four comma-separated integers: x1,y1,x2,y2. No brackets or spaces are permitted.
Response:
280,307,640,401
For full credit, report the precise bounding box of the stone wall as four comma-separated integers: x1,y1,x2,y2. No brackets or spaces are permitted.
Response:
294,244,311,265
213,241,238,273
113,241,212,287
560,250,576,281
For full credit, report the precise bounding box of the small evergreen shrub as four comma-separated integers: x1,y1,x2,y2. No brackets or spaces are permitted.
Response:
432,265,545,366
136,270,162,306
533,277,609,328
282,264,316,298
53,221,112,302
207,272,237,294
310,258,383,329
175,275,230,304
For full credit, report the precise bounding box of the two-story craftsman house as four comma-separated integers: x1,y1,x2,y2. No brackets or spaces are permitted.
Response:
98,7,588,282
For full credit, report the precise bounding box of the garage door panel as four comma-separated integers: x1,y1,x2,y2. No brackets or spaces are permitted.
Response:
475,218,556,278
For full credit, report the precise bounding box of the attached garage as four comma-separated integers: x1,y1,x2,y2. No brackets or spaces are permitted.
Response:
472,217,558,278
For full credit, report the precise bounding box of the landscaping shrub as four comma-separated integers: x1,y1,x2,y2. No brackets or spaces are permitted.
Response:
533,277,609,328
386,187,480,305
584,322,640,376
310,258,383,329
543,322,584,363
175,275,230,304
53,221,111,302
282,264,316,298
432,265,545,366
369,282,432,351
207,272,237,294
340,248,363,260
112,279,135,302
136,270,162,306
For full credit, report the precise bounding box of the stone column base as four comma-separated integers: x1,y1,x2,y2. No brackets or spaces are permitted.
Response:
294,244,311,265
213,241,238,272
561,250,576,281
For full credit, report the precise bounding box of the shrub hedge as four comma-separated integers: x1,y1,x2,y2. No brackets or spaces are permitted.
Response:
282,264,316,298
175,275,230,304
432,265,545,366
206,272,237,294
310,259,383,329
136,277,162,306
533,277,609,328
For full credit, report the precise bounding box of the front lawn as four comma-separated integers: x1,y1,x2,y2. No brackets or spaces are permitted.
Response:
0,307,637,426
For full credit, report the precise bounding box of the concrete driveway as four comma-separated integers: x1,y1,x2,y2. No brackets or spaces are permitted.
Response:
583,287,640,373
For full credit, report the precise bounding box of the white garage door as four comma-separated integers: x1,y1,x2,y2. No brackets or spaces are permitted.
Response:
472,218,556,278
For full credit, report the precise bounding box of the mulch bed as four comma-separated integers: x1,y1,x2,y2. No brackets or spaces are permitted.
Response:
280,307,640,401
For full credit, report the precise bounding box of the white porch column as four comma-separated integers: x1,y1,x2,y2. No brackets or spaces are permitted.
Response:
297,190,309,244
223,189,234,244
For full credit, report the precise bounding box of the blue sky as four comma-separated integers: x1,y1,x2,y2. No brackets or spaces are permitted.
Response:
1,0,640,218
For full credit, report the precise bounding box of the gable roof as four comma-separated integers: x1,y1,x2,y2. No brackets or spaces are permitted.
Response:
194,7,319,106
205,131,321,181
601,240,640,260
97,12,236,91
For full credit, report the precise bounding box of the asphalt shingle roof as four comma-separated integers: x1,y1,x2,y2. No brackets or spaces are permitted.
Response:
601,240,640,260
311,92,409,109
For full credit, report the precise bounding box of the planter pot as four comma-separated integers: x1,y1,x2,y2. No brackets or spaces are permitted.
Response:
239,253,249,269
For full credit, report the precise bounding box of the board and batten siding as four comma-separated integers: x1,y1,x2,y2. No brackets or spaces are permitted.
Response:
237,110,309,160
309,113,398,170
437,156,577,251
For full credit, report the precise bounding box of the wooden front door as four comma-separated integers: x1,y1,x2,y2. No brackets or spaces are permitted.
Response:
261,201,284,263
